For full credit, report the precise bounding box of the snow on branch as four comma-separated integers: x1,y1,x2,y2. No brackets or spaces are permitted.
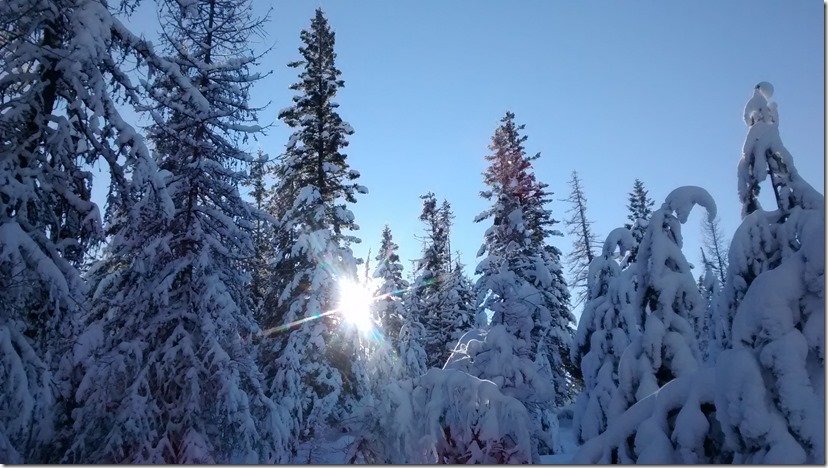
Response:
664,186,717,224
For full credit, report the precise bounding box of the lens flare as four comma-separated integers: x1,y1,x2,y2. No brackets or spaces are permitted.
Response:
337,279,375,332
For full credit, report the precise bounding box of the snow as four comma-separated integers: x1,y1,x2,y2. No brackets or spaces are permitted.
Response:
743,81,776,125
2,15,824,465
0,223,70,297
379,369,535,463
664,185,717,223
602,227,635,258
339,121,354,133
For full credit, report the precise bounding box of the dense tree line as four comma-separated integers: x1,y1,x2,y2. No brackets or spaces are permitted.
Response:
0,0,821,463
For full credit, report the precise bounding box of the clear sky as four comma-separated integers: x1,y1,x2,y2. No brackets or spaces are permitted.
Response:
100,0,824,317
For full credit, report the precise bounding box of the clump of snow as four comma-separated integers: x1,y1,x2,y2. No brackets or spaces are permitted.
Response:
664,186,717,223
602,227,635,258
376,369,535,464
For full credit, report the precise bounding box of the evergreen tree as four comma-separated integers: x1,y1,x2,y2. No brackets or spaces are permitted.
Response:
575,83,824,465
0,0,201,462
262,8,368,456
518,161,575,405
625,178,655,228
66,0,288,463
436,258,476,363
718,82,823,350
408,192,454,368
416,192,451,280
700,214,729,286
382,369,536,463
623,178,655,265
465,111,574,456
696,250,718,364
611,186,714,419
343,226,428,464
244,149,274,319
563,170,601,308
372,225,423,375
570,228,639,444
716,82,824,462
372,225,420,370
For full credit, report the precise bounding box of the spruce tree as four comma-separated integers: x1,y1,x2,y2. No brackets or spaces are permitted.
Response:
244,149,274,319
436,258,476,363
570,228,639,444
373,225,408,360
0,0,203,462
696,251,718,364
623,178,655,264
563,170,601,308
262,9,368,456
465,111,574,456
700,214,729,286
575,83,824,465
716,83,824,462
343,226,427,464
408,192,453,368
66,0,288,463
415,192,451,280
372,225,420,370
718,82,823,350
610,186,715,420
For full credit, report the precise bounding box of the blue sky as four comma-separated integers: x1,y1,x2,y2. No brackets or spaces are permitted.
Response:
101,0,824,316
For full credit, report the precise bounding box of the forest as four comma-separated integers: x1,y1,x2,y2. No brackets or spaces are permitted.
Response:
0,0,824,464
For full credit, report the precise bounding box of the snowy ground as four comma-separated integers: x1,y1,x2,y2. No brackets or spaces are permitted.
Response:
296,434,354,464
298,416,580,464
539,413,579,464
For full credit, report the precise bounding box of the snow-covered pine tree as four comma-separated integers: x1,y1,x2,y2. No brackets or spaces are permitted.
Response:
341,229,409,465
373,226,407,355
408,192,454,368
575,83,824,465
575,189,721,465
514,139,576,407
696,250,718,364
611,186,715,419
717,81,824,351
437,258,476,362
563,170,601,309
623,178,656,265
713,82,825,463
377,369,536,463
414,193,452,280
244,149,274,319
521,165,576,405
0,0,205,462
625,179,656,225
570,228,639,444
65,0,289,463
370,224,427,378
460,111,574,456
701,214,729,286
261,9,368,457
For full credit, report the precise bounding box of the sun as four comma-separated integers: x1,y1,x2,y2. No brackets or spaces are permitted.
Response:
337,279,376,332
